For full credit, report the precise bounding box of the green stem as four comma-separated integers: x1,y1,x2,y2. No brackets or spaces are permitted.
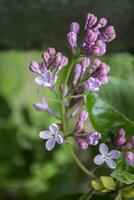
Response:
79,188,94,200
68,144,95,178
60,54,95,178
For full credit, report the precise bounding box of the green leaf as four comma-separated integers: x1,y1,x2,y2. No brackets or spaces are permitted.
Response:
86,77,134,139
111,169,134,185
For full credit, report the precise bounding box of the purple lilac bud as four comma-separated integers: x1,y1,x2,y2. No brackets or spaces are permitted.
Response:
73,64,82,86
87,131,101,145
92,40,106,56
47,47,56,58
53,52,62,67
59,56,68,68
76,138,88,150
125,151,134,165
85,13,97,30
79,111,88,122
70,22,80,33
80,57,90,77
103,26,116,42
66,32,77,53
29,61,41,74
85,77,101,92
98,18,108,28
113,128,126,147
84,30,97,45
42,51,50,65
75,121,84,132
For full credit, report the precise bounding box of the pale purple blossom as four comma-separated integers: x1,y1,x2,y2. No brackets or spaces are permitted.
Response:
33,96,55,115
35,70,57,88
85,77,101,92
94,143,121,169
87,131,101,145
39,123,64,151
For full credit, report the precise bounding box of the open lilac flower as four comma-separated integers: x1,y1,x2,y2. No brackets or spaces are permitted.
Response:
33,96,55,116
94,143,121,169
85,77,101,92
87,131,101,145
39,123,64,151
35,70,57,88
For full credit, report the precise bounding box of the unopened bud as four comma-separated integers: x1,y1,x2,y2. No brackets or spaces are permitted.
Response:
70,22,80,33
79,111,88,122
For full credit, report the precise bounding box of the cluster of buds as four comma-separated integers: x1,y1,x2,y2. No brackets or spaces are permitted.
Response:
113,128,134,166
85,59,110,92
73,57,90,86
66,13,116,57
72,58,110,93
29,47,68,89
75,111,101,150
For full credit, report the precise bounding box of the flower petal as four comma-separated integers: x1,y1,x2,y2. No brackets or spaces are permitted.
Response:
105,159,116,169
108,150,121,159
93,155,105,165
49,123,59,134
45,138,56,151
35,76,44,86
39,131,52,139
99,143,109,155
56,134,64,144
44,70,52,82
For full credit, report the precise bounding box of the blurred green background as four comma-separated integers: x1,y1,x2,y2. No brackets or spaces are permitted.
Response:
0,51,134,200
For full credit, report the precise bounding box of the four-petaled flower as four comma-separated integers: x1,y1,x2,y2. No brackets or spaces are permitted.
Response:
35,70,57,88
39,123,64,151
85,77,101,92
94,143,120,169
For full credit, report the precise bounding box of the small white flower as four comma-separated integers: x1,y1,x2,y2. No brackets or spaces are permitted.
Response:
39,123,64,151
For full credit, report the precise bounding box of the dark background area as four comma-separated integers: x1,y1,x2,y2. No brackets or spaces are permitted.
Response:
0,0,134,52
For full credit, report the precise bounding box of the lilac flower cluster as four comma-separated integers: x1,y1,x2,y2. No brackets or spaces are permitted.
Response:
72,58,110,92
29,47,68,89
29,12,121,172
113,128,134,166
67,13,116,57
75,111,101,150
